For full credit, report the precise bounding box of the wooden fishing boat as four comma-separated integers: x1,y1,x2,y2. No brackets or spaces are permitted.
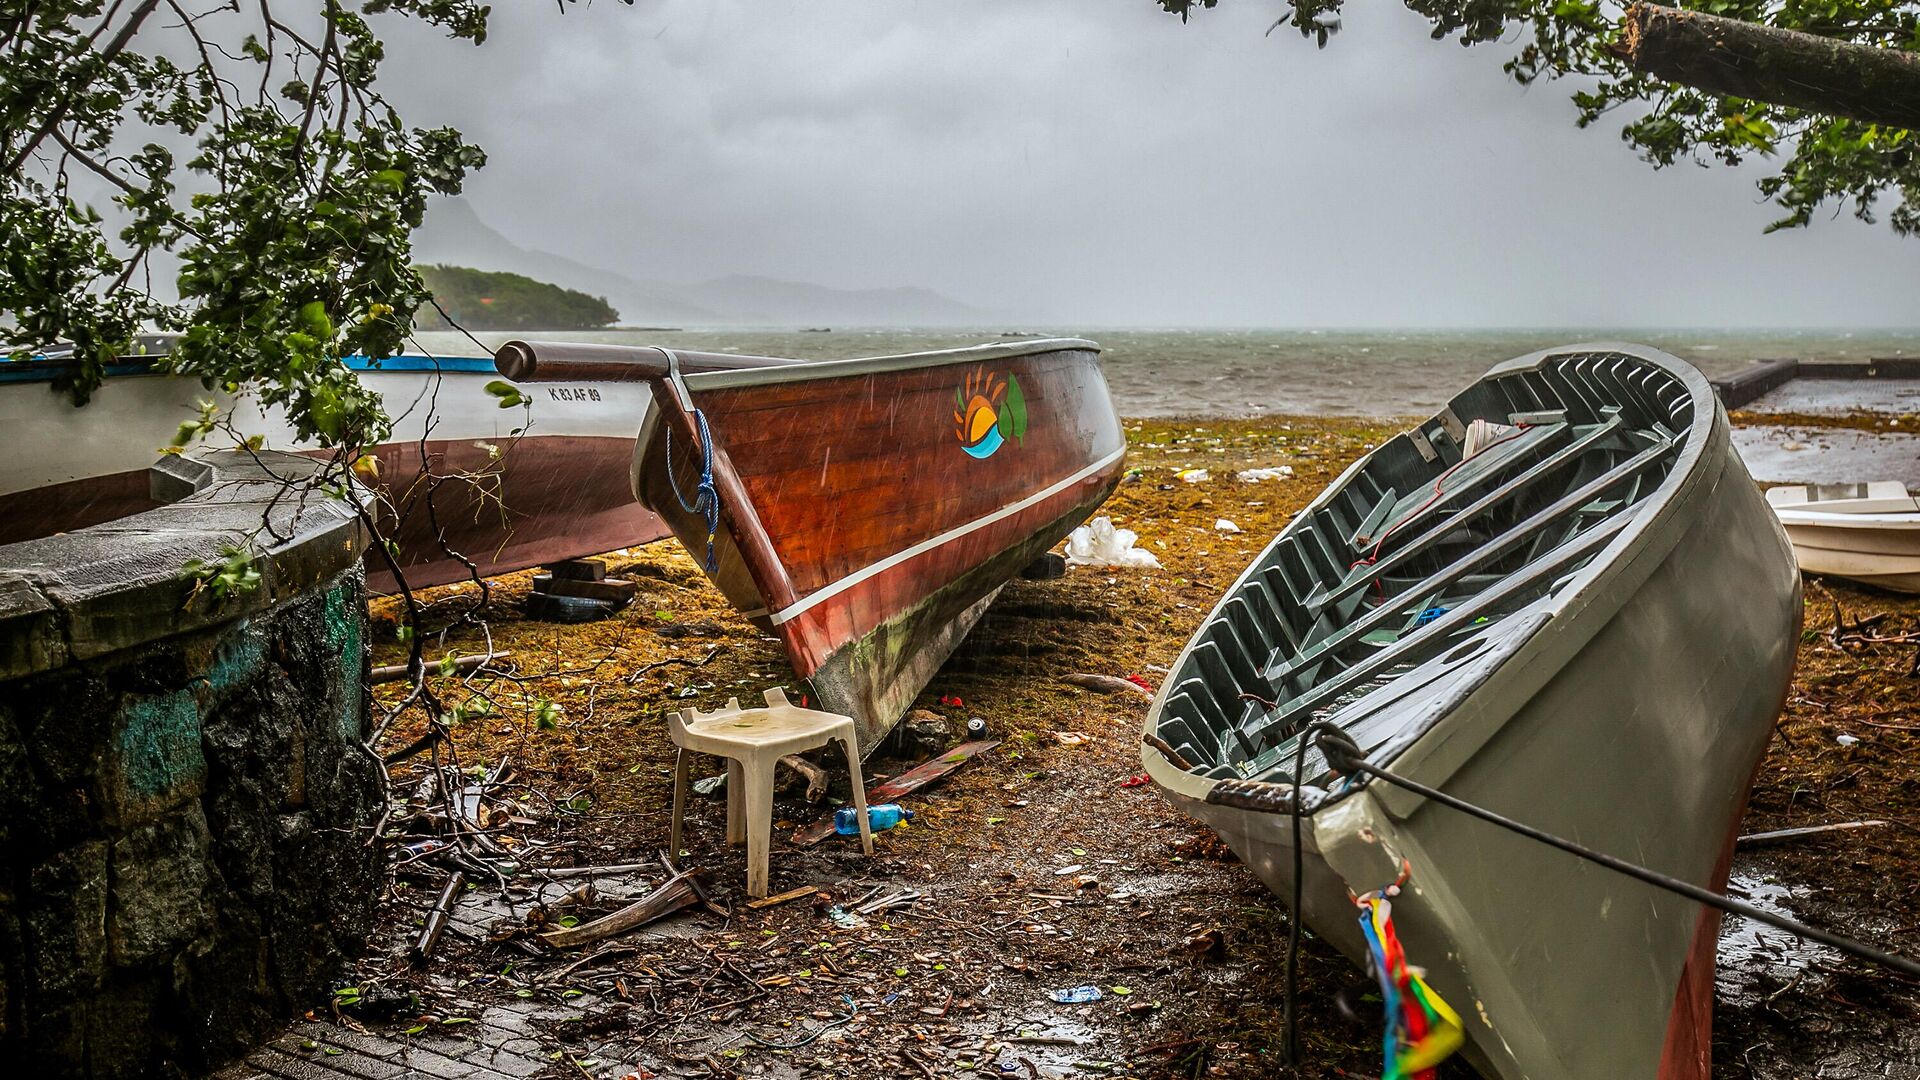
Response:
493,338,1126,750
1766,482,1920,593
1141,344,1800,1080
0,349,669,591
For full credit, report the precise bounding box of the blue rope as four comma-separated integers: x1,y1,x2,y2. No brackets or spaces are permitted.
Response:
664,408,720,572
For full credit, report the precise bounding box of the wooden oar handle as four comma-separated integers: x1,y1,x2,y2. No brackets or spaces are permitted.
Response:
495,340,810,383
494,340,673,383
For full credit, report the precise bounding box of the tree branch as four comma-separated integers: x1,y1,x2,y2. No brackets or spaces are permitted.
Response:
1619,2,1920,132
47,125,138,195
5,0,164,174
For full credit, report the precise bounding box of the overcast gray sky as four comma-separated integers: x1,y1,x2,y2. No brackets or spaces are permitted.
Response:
381,0,1918,327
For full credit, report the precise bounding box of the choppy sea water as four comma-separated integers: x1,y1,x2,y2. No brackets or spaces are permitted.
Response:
411,327,1920,419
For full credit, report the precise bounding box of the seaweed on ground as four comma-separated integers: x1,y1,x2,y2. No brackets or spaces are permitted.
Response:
328,416,1917,1080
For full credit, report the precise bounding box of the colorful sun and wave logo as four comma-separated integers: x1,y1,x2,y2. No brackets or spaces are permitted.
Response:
954,368,1028,459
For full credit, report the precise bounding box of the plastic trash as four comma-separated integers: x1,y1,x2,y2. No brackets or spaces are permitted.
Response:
1463,418,1518,459
1175,468,1210,483
1236,466,1293,482
1415,605,1448,626
835,803,914,835
824,904,868,930
1214,519,1242,533
1049,985,1103,1003
1065,516,1162,569
1837,734,1861,747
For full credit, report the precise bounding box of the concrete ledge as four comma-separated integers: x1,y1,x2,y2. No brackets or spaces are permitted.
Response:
0,450,381,1080
0,450,367,679
1710,358,1800,410
1799,357,1920,379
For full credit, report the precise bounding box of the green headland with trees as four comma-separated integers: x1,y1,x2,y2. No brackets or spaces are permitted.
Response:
414,265,618,331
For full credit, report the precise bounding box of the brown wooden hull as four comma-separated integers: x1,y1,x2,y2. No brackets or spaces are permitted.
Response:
0,436,669,594
0,470,161,546
363,435,669,592
630,339,1125,751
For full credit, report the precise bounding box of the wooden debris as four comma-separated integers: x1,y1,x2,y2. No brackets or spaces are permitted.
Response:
540,866,712,949
370,651,509,685
1737,819,1890,848
790,739,999,847
779,754,829,803
1142,733,1195,771
1060,673,1152,698
544,558,607,581
746,884,823,910
410,871,465,965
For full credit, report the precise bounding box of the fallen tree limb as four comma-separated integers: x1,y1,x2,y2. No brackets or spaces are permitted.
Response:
539,866,713,949
1061,673,1153,698
1619,3,1920,131
779,754,829,802
410,870,465,964
371,650,510,685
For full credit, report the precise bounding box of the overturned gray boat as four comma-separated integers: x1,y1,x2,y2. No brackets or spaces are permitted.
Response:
1142,344,1800,1080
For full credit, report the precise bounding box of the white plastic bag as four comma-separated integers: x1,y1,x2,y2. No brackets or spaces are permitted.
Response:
1236,466,1293,482
1064,516,1162,569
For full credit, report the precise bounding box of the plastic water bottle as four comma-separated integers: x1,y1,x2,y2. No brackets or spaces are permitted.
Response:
835,804,913,835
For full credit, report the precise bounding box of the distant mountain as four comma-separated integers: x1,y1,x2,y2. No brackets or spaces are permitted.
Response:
413,198,986,326
412,198,724,325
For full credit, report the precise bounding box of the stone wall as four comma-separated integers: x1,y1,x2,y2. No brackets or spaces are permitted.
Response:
0,451,380,1079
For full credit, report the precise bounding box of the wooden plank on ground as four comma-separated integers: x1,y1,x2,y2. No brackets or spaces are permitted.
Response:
746,884,824,910
789,739,1000,848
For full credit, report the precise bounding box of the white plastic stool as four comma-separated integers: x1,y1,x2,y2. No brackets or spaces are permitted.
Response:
668,688,873,898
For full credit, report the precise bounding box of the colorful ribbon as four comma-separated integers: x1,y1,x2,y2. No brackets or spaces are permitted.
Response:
1355,878,1464,1080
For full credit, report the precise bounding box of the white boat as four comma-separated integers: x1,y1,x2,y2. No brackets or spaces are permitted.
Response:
1143,344,1800,1080
1766,481,1920,593
0,350,668,590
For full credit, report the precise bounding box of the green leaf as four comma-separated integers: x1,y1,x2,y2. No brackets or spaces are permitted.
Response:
1001,373,1028,442
296,300,333,338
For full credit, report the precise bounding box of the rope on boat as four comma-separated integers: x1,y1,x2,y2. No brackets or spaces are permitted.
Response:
1299,723,1920,980
665,408,721,573
1250,708,1463,1079
1173,715,1920,1076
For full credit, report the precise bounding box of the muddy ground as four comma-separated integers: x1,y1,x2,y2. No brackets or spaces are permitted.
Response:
329,416,1918,1080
